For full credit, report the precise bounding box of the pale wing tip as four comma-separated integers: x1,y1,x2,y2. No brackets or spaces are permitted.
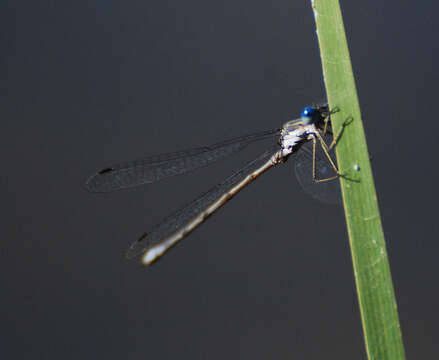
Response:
84,166,122,193
125,233,147,260
125,233,158,266
83,179,101,193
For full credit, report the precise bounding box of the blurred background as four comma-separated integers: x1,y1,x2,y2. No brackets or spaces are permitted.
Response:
1,0,437,359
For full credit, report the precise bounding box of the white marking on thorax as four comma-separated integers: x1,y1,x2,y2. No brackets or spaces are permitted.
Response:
280,124,317,157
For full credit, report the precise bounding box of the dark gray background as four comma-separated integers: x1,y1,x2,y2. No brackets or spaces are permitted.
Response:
1,0,437,359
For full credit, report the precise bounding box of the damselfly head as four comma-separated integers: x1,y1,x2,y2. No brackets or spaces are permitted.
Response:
301,106,321,125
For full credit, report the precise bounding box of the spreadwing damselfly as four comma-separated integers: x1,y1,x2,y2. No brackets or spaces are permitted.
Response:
85,105,341,265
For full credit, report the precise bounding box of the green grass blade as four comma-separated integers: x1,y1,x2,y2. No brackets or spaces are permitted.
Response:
310,1,406,359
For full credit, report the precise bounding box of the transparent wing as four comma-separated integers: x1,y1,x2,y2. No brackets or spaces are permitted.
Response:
85,129,280,193
294,132,341,204
126,145,280,262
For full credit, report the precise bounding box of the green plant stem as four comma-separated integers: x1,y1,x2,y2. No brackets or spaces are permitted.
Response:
310,1,406,359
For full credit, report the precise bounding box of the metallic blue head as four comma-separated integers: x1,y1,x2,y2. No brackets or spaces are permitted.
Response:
301,106,318,119
300,106,319,125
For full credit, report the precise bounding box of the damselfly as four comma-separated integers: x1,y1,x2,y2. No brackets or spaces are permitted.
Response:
85,105,341,265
